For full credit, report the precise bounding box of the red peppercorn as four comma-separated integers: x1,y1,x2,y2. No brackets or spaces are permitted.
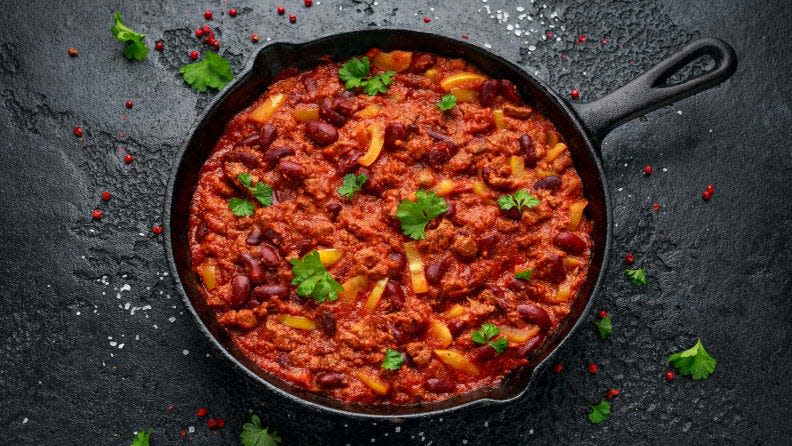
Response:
101,191,111,202
124,100,134,109
277,6,285,14
289,14,297,23
229,8,238,17
189,50,199,60
706,184,714,192
598,310,608,319
624,253,635,265
423,16,431,23
91,209,104,220
155,41,164,52
652,202,661,211
578,34,587,43
207,418,218,429
179,429,187,437
546,31,555,39
553,363,564,373
587,363,598,374
606,388,620,400
216,418,225,428
702,190,713,201
600,38,609,45
201,24,211,34
304,0,313,6
196,407,208,417
68,47,79,57
124,154,134,164
73,126,83,138
152,225,163,235
195,28,204,37
250,33,260,43
203,10,213,20
644,165,652,175
570,88,580,99
664,370,675,381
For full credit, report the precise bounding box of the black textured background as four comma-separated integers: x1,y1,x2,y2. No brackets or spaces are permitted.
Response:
2,1,791,445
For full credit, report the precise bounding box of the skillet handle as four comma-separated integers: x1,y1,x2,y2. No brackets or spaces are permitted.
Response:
572,37,737,145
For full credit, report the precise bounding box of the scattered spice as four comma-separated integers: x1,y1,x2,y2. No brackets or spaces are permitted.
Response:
229,8,238,17
92,209,104,220
124,99,134,109
652,202,661,211
577,34,587,43
605,388,620,400
195,28,205,37
624,253,635,265
73,126,84,138
189,50,199,60
601,38,609,44
304,0,313,6
124,154,134,164
277,6,285,15
203,10,213,20
546,30,555,38
598,309,608,319
102,191,112,201
196,407,208,417
216,418,226,428
250,33,260,43
702,184,714,201
68,47,79,57
289,14,297,23
155,41,164,52
207,418,218,429
553,363,564,373
570,88,580,99
664,370,675,381
643,165,652,175
152,225,163,235
587,363,598,374
423,16,431,23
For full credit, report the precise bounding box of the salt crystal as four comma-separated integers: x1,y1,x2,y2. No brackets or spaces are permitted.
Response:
183,349,189,355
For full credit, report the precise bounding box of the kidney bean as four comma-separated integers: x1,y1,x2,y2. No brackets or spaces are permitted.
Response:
238,253,265,283
226,151,259,167
423,127,456,150
389,324,410,344
507,277,527,291
277,159,305,179
472,344,497,362
317,311,337,337
264,146,295,165
230,274,251,307
240,133,260,146
195,222,209,241
315,372,346,388
406,123,420,134
516,334,545,357
385,280,406,309
446,318,467,337
541,253,565,284
554,231,587,255
302,76,317,93
246,225,263,245
502,207,522,221
318,98,347,127
517,134,538,167
426,142,453,165
534,175,562,191
425,377,456,393
388,252,405,279
258,244,281,268
410,52,437,72
516,303,551,331
325,201,342,220
499,79,521,102
336,150,362,174
444,201,456,220
425,261,446,285
384,122,407,150
333,97,356,117
258,123,277,150
305,120,339,145
477,234,497,256
252,284,289,299
479,79,500,107
262,228,282,245
340,89,355,98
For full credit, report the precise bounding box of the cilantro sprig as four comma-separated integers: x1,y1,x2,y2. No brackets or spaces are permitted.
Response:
625,268,647,286
338,173,367,199
240,414,282,446
667,339,717,380
396,190,448,240
381,348,405,371
588,400,611,424
180,51,234,92
593,315,612,340
228,173,273,217
471,323,508,354
436,94,457,111
514,269,533,281
129,429,153,446
290,250,343,303
338,56,396,96
498,190,541,213
110,12,148,61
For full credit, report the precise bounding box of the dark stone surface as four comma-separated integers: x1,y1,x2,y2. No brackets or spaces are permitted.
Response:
1,0,790,444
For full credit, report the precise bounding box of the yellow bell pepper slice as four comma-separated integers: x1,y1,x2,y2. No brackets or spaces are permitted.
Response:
248,93,286,124
546,142,567,162
510,155,527,178
358,122,384,167
200,263,218,291
440,72,486,91
434,349,480,376
449,88,478,102
493,109,506,129
355,371,390,395
372,50,413,73
404,242,428,293
500,326,540,343
276,314,316,330
317,248,343,267
340,275,369,302
427,319,453,348
364,278,389,312
356,103,381,118
567,200,588,231
291,105,319,122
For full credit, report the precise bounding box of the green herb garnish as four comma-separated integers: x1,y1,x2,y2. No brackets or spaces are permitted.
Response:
497,189,541,213
514,269,533,281
228,197,256,217
239,173,273,206
381,348,405,371
588,400,611,424
180,50,233,92
338,173,367,199
290,250,343,303
667,339,717,380
471,323,508,354
395,189,448,240
593,316,612,340
128,429,153,446
110,12,148,61
625,268,647,286
436,94,457,111
338,56,395,96
240,414,282,446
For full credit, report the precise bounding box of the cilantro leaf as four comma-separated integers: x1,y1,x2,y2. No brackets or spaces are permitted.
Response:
338,56,395,96
338,56,371,89
338,173,367,199
436,94,457,111
489,337,509,354
593,316,612,340
362,71,395,96
514,269,533,281
667,339,717,380
228,197,255,217
381,348,405,371
129,429,153,446
625,268,647,286
588,400,611,424
290,250,343,303
111,12,148,61
396,189,448,239
240,414,282,446
238,173,273,206
498,190,541,213
180,51,234,92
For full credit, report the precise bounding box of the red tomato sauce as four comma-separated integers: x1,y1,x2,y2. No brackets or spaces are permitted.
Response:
188,49,593,404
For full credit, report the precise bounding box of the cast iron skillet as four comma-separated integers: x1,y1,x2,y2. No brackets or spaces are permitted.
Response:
164,29,736,418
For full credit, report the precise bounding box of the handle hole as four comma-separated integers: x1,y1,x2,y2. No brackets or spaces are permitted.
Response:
661,53,716,87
